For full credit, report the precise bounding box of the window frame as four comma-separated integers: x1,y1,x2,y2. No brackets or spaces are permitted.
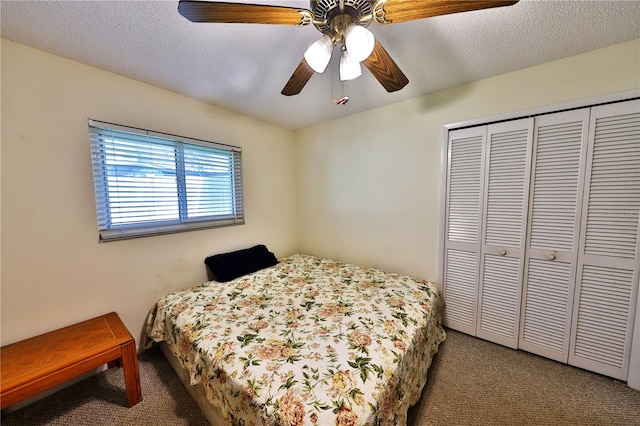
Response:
88,119,244,242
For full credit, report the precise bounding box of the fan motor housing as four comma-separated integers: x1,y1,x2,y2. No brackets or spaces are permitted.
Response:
312,0,373,34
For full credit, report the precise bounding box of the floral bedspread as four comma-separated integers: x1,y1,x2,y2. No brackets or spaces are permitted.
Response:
145,254,445,426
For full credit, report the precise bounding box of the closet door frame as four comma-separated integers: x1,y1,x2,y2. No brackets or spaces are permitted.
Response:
437,89,640,390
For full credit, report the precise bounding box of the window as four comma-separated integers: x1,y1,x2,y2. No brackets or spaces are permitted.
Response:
88,120,244,242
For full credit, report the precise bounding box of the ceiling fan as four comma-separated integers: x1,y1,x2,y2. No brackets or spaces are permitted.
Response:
177,0,519,96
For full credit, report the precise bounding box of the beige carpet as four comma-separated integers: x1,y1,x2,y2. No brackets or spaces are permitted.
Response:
2,329,639,425
408,330,640,425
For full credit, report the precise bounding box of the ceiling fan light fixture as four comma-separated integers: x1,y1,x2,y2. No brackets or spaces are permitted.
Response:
340,50,362,81
344,24,375,62
304,35,334,73
175,0,522,96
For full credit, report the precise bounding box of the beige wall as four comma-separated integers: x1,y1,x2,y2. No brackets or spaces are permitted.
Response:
295,39,640,281
2,38,639,350
0,39,298,346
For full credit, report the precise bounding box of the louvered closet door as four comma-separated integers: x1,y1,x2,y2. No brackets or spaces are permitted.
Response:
569,99,640,380
519,109,590,362
443,126,486,335
476,119,533,348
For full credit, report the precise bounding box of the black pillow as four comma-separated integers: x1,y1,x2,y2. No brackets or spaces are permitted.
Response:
204,245,278,282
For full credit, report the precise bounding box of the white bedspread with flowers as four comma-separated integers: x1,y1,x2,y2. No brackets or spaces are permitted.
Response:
145,254,445,426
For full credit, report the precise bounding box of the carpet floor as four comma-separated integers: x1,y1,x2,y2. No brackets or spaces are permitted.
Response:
2,329,639,425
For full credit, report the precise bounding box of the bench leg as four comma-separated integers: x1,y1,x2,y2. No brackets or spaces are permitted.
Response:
120,341,142,407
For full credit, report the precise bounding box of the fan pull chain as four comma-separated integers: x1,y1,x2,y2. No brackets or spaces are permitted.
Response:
332,54,349,106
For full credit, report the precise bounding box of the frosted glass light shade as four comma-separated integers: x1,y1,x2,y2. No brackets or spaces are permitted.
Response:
344,24,374,62
340,50,362,81
304,35,333,73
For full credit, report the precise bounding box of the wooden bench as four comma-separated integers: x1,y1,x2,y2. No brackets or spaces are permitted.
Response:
1,312,142,409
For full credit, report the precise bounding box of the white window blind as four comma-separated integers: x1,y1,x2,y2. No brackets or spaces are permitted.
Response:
89,119,244,242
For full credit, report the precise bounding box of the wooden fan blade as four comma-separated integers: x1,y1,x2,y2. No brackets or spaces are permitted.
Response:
362,40,409,93
372,0,519,24
178,1,313,25
281,58,315,96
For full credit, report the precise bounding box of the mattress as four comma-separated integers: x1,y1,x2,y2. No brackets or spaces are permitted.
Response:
145,254,445,425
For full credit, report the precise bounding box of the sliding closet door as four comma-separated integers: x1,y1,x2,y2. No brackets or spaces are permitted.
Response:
476,119,533,348
519,109,590,362
569,99,640,380
443,127,486,335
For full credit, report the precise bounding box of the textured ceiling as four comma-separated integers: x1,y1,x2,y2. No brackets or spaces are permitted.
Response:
2,0,639,130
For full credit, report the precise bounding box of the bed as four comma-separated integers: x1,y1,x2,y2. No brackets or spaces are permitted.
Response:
144,253,445,425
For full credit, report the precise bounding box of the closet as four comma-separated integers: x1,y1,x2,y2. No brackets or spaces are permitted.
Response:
442,98,640,381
